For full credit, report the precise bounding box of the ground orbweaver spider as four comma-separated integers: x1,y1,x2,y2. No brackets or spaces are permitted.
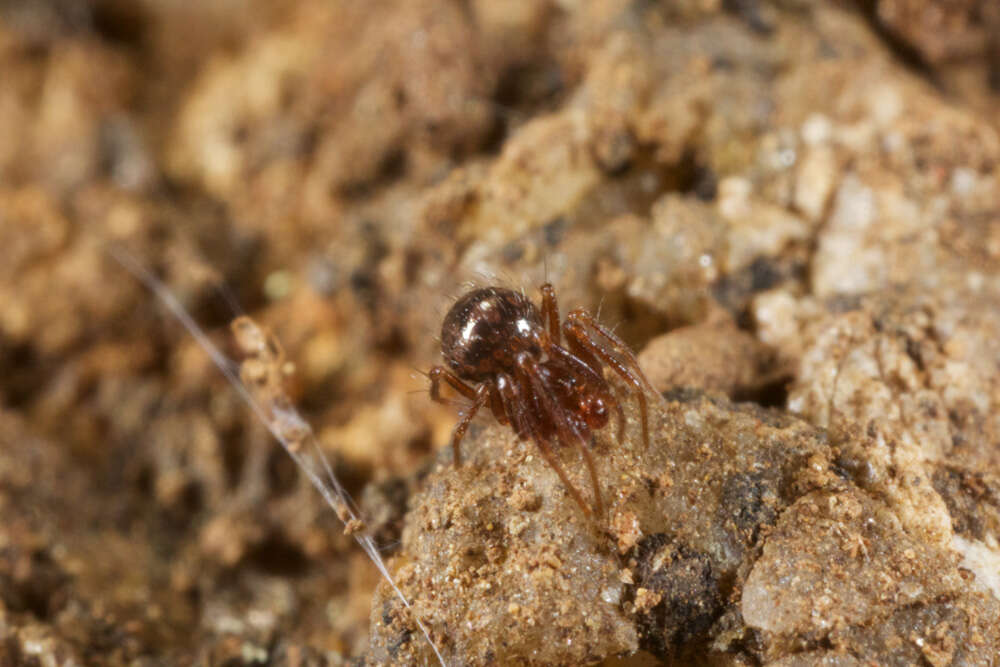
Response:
428,283,654,516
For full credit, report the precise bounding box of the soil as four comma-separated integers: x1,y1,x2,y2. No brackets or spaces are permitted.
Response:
1,0,1000,665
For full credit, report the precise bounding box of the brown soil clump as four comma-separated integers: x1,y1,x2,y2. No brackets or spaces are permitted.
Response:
2,0,1000,664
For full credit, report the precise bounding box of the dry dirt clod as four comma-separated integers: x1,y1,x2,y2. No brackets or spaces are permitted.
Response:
364,385,925,664
364,383,1000,664
5,0,1000,663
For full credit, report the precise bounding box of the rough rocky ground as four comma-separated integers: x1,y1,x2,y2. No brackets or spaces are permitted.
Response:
1,0,1000,665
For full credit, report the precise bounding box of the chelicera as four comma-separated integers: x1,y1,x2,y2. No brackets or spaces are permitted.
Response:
428,283,654,516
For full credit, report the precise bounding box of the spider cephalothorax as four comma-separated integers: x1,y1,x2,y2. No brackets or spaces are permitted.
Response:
429,283,654,516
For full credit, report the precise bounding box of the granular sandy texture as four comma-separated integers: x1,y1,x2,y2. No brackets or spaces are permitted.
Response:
2,0,1000,665
366,390,832,664
365,391,1000,664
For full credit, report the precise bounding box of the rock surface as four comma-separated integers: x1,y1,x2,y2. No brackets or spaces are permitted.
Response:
1,0,1000,665
366,391,1000,664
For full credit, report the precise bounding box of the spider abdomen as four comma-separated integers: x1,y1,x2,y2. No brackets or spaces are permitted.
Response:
440,287,545,382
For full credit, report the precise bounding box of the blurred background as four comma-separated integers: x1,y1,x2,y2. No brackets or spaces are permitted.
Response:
1,0,1000,663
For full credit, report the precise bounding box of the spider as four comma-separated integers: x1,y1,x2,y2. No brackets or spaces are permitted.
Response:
428,283,654,516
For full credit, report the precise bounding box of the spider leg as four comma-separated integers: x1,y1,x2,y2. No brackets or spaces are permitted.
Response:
566,310,656,391
535,438,593,516
535,435,593,517
496,374,526,436
562,331,626,442
565,309,652,450
563,330,603,377
540,282,561,343
488,383,508,425
500,369,590,514
568,426,604,517
547,342,626,445
449,383,490,466
520,357,604,516
429,365,478,401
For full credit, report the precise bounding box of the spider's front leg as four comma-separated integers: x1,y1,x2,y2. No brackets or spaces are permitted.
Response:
516,357,598,516
429,365,477,401
540,282,561,342
448,384,490,467
429,366,487,465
